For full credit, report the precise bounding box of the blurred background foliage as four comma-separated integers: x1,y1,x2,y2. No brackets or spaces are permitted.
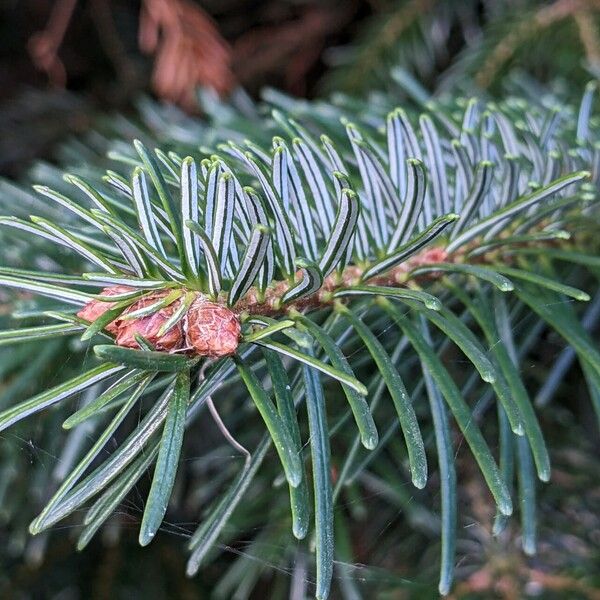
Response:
4,0,600,177
0,1,599,598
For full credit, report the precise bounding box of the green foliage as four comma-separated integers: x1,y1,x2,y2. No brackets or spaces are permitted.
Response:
324,0,600,98
0,73,598,598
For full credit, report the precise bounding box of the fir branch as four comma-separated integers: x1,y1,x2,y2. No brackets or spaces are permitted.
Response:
0,77,598,599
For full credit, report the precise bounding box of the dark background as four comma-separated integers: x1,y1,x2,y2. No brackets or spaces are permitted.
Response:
0,0,377,178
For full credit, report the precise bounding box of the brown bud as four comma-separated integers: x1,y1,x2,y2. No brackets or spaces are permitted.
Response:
114,292,184,351
184,297,240,357
77,285,134,334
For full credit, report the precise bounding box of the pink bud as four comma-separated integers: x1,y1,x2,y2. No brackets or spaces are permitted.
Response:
76,285,134,334
184,298,240,357
114,292,184,351
413,247,448,266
